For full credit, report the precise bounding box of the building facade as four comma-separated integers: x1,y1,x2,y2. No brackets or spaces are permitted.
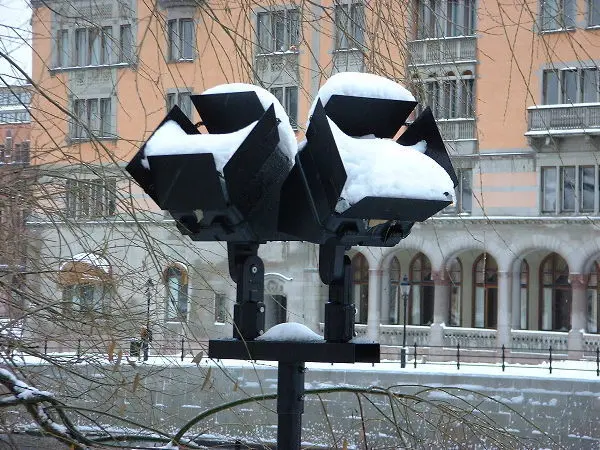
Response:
27,0,600,358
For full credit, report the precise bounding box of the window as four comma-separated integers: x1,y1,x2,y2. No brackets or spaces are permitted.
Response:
119,24,133,63
165,265,188,321
269,86,298,128
587,262,599,332
12,142,29,164
65,178,117,219
75,28,87,66
166,91,192,118
334,3,364,50
257,9,300,53
540,252,571,331
541,0,576,30
215,292,227,323
168,18,194,61
72,97,113,139
448,257,462,326
63,284,108,313
444,168,472,213
520,259,529,329
418,71,475,119
388,257,401,325
473,254,498,328
590,0,600,26
351,253,369,324
542,65,600,106
57,29,69,67
541,165,600,214
416,0,475,38
409,253,434,326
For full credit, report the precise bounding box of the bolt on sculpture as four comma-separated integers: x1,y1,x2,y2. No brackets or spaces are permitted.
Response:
126,73,457,449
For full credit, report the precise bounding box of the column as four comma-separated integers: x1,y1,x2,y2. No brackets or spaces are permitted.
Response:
380,269,391,325
568,273,587,358
496,271,512,348
430,270,450,348
367,269,382,341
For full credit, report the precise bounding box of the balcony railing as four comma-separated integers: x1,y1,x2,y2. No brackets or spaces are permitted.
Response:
408,36,477,66
332,49,364,74
254,51,299,82
526,104,600,135
437,118,476,141
511,329,568,352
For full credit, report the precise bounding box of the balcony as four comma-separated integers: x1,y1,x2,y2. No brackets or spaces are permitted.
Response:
407,36,477,66
332,49,364,74
437,118,476,141
526,104,600,136
254,51,299,85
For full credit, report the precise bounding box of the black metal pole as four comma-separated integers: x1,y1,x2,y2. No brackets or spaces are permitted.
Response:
277,361,305,450
144,279,152,362
401,293,408,368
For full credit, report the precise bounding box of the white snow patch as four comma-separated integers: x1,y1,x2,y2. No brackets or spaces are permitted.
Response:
326,118,453,206
307,72,416,128
60,252,110,274
142,120,257,172
202,83,297,163
256,322,324,342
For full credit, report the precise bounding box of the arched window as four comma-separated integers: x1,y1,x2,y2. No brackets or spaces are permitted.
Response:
164,264,188,322
443,71,458,118
448,257,462,326
473,254,498,328
389,257,401,325
587,262,599,333
59,253,112,314
352,253,369,324
461,70,475,118
519,259,529,329
409,253,434,325
540,253,570,331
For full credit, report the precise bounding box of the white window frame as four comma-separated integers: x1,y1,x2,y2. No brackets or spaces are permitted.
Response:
71,97,113,140
542,68,600,105
166,90,193,118
269,85,298,129
165,265,189,322
256,8,300,54
168,18,195,61
589,0,600,26
334,2,364,50
417,71,475,119
540,0,576,32
444,167,472,214
540,165,600,214
416,0,476,39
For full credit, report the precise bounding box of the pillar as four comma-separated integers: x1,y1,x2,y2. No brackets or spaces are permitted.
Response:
380,268,391,325
568,273,587,358
496,271,511,348
431,270,450,347
367,269,382,341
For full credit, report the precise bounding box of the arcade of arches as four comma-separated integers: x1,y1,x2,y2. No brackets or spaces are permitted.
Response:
349,247,600,353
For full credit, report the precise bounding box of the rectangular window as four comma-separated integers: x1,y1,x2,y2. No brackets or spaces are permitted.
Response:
335,3,364,50
561,69,578,103
581,68,598,103
75,28,87,66
89,29,101,65
101,26,112,64
119,24,133,63
590,0,600,26
417,0,439,39
215,293,227,323
65,178,117,219
541,0,575,31
543,70,560,105
168,19,194,61
541,167,557,212
72,97,112,139
256,8,300,53
580,166,595,211
560,166,576,212
445,168,472,213
166,91,192,118
57,29,69,67
269,86,298,129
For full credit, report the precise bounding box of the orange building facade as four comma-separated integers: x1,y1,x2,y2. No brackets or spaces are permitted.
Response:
27,0,600,359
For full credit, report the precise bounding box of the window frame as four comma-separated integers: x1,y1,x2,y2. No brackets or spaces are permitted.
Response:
168,18,195,62
256,8,301,54
540,0,576,32
334,2,365,50
541,164,600,215
71,97,113,141
589,0,600,26
443,167,472,214
65,177,117,220
269,85,298,129
164,265,189,322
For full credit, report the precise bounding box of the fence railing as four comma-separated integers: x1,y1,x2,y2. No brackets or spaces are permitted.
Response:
407,36,477,66
511,329,568,352
527,104,600,133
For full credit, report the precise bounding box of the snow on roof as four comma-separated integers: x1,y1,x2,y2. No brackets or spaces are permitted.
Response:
327,117,454,206
142,119,257,172
59,253,110,274
307,72,416,127
202,83,297,162
256,322,324,342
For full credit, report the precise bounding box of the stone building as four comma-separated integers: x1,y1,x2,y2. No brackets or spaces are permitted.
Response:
27,0,600,358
